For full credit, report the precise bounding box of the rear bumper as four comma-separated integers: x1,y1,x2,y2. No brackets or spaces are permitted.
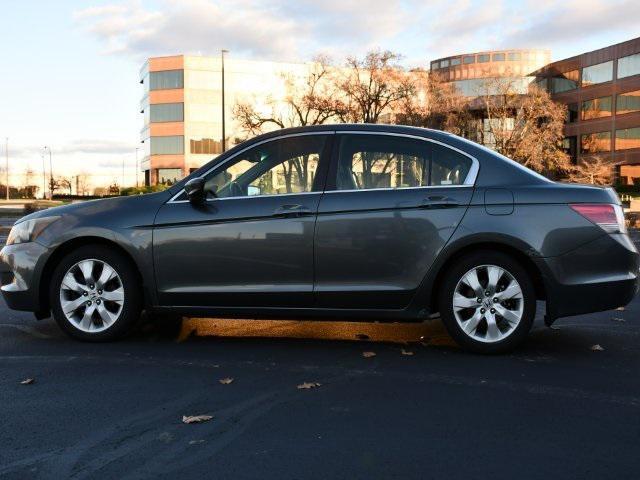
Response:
541,233,639,321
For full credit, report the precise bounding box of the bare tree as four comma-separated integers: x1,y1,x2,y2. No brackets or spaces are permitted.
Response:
336,50,415,124
474,79,570,178
568,156,612,185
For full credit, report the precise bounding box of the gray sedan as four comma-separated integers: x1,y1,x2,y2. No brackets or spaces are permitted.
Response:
1,124,637,353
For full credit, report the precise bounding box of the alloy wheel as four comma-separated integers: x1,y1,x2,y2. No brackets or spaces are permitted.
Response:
452,264,524,343
58,259,125,333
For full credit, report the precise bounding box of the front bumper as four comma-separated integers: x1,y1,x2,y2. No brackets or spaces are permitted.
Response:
0,241,50,312
541,233,639,321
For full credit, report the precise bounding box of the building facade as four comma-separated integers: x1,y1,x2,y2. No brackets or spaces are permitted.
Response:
430,49,551,96
533,37,640,183
139,55,311,185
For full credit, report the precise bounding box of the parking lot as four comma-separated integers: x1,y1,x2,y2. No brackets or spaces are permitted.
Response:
1,293,639,479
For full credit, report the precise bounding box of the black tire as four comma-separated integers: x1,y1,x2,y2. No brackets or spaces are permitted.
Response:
438,250,536,354
50,245,142,342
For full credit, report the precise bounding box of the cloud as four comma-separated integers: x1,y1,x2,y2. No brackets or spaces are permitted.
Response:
73,0,428,61
502,0,640,51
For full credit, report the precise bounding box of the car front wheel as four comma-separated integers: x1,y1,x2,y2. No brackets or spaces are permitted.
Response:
438,251,536,354
50,245,142,341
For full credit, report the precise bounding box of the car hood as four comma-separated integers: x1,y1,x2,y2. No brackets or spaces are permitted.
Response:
16,191,172,226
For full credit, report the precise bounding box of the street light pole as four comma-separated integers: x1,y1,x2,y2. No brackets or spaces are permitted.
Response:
44,146,53,200
135,147,140,188
41,153,46,199
5,137,8,201
221,49,229,153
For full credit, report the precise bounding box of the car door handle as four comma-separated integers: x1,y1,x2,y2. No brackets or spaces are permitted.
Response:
419,196,460,209
273,204,312,217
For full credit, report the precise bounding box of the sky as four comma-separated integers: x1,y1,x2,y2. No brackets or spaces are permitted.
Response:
1,0,639,192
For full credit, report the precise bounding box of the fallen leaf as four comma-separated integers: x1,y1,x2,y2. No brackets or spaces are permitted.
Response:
297,382,321,389
591,344,605,351
401,349,414,356
616,306,625,311
219,377,234,385
362,351,376,358
611,317,626,323
182,415,213,424
20,378,34,385
189,439,205,445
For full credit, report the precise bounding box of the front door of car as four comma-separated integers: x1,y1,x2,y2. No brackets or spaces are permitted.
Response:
153,133,333,308
314,133,475,309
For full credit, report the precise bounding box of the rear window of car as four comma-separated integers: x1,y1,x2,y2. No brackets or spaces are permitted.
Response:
334,135,473,190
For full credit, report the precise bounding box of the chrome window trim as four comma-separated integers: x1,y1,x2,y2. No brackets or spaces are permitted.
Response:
168,130,480,204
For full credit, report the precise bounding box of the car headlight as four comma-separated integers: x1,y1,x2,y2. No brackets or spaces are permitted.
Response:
6,216,61,246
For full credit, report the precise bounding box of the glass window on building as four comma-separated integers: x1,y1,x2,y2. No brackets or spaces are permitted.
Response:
450,58,461,66
463,55,475,65
618,53,640,79
582,96,612,120
190,138,222,155
492,53,505,62
149,70,184,90
150,136,184,155
581,61,613,86
150,103,184,123
562,136,578,164
157,168,183,186
440,59,450,68
431,61,439,70
550,70,579,93
581,131,611,154
508,52,521,61
616,89,640,115
567,103,579,123
616,127,640,151
534,78,548,92
477,54,490,63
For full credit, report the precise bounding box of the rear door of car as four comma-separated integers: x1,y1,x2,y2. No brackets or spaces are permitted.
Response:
314,132,477,309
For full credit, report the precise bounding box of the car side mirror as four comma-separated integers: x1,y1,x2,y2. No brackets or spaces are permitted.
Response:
184,177,206,204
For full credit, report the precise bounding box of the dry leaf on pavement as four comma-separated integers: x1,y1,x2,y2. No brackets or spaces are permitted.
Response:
401,349,414,356
611,317,626,322
362,351,376,358
219,377,234,385
297,382,321,389
20,378,34,385
182,415,213,424
591,344,605,351
616,306,625,311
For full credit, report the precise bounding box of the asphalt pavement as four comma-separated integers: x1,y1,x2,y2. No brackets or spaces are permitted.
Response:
1,294,639,480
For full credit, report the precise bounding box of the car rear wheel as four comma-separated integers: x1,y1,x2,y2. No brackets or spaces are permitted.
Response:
50,245,142,341
438,251,536,354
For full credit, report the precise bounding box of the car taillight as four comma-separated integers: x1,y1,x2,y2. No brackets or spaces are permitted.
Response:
570,203,626,234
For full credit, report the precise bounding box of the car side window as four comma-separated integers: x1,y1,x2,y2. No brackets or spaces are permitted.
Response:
203,135,328,199
336,135,429,191
334,134,472,190
430,143,472,186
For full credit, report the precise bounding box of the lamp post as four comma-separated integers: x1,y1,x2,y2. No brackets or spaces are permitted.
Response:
41,153,46,199
5,137,8,201
221,49,229,153
43,146,53,200
135,147,140,188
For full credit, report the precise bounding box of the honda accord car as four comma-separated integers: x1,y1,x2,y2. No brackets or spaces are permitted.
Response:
1,124,637,353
